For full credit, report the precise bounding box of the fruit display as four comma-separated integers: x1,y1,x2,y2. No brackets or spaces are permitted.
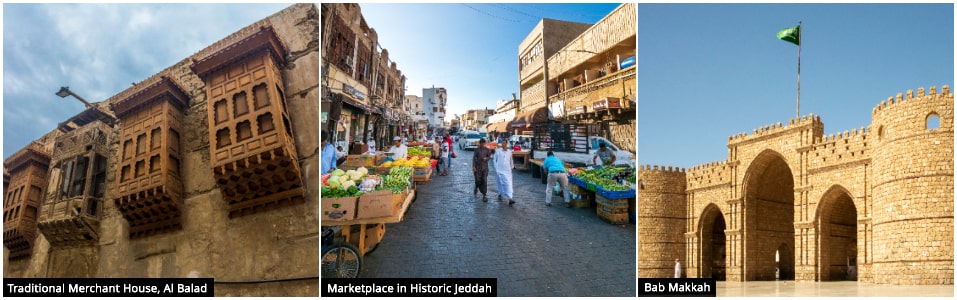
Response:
408,146,432,158
571,166,634,191
380,167,413,193
379,156,431,168
321,167,371,197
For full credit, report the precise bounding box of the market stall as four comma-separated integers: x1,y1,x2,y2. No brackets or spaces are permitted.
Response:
321,146,438,278
566,166,636,225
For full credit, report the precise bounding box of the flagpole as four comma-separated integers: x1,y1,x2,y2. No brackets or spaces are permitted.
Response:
796,21,801,120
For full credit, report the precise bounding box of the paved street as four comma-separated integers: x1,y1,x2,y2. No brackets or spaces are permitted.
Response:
360,149,637,296
717,281,955,297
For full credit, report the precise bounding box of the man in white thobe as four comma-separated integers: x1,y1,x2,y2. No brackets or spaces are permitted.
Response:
675,259,681,278
493,139,515,206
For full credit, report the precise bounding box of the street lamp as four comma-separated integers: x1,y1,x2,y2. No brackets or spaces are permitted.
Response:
56,86,94,108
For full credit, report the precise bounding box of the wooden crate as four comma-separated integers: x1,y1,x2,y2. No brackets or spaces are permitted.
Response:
597,206,629,225
348,223,386,252
570,185,595,208
596,194,629,214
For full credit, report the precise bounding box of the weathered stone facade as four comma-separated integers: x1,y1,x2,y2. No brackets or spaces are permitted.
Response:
639,86,954,285
518,18,592,113
3,4,319,296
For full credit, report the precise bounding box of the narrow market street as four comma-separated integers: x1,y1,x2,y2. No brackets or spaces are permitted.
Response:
359,149,636,297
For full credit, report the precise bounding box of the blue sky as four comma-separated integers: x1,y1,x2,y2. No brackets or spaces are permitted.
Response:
357,3,621,119
638,4,954,168
2,3,292,159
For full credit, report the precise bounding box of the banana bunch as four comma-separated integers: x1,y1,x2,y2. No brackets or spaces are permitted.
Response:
408,146,431,158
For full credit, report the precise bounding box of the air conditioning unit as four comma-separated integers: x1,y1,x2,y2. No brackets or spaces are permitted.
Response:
344,55,354,68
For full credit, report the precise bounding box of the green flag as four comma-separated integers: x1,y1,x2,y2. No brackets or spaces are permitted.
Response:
777,25,800,46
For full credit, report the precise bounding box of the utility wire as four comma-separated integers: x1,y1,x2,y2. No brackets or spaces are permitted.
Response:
515,3,612,18
461,4,529,23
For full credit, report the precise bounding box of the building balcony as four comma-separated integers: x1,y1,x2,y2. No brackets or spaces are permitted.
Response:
549,65,635,118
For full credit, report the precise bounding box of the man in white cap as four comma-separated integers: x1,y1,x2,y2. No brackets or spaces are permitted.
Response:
387,136,408,160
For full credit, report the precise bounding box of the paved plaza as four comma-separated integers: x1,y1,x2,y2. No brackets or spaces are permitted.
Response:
359,149,637,296
717,281,955,297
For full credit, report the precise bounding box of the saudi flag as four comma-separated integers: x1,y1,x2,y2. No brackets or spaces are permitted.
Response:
777,25,800,46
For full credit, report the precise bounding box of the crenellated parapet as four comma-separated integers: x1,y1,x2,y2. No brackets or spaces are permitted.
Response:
686,160,733,191
728,113,823,145
807,126,872,172
637,164,687,193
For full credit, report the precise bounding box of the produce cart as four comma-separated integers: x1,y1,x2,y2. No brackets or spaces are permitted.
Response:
321,189,415,278
567,166,636,225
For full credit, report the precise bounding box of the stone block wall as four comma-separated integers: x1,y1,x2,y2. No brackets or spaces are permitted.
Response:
637,165,686,278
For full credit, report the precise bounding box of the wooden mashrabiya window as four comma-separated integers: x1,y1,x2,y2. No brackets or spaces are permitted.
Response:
191,25,305,218
109,76,188,238
3,142,51,259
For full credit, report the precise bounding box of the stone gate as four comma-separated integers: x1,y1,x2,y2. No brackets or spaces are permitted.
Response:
639,86,954,285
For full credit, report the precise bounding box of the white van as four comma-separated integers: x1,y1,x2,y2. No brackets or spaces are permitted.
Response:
457,130,487,150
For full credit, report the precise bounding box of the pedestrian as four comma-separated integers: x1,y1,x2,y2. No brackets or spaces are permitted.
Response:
321,130,337,174
493,139,515,206
387,136,408,160
431,137,442,161
473,138,493,202
543,151,572,208
439,137,451,176
336,146,347,159
592,142,617,166
675,259,681,278
367,137,376,154
445,134,456,168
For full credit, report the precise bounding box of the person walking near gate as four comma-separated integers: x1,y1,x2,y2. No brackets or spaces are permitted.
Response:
543,151,571,208
472,138,493,202
493,139,515,206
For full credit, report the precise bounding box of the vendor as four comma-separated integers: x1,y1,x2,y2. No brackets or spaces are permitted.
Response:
388,136,409,160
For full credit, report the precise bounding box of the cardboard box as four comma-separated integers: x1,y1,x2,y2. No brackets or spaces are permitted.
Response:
343,154,378,168
392,189,409,213
412,167,431,181
356,190,395,219
321,196,357,221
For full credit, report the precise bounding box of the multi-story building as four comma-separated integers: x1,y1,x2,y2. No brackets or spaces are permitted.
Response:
321,3,407,153
517,18,592,133
4,4,319,296
546,3,636,153
487,95,520,133
422,87,447,134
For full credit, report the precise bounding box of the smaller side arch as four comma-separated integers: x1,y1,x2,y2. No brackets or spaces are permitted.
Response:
697,203,727,280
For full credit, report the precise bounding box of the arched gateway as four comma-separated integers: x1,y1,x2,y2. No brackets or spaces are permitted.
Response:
638,86,953,284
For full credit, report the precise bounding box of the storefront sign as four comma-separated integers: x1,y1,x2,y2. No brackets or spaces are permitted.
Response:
343,84,366,100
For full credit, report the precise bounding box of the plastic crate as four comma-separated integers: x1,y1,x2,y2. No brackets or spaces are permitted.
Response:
597,186,636,200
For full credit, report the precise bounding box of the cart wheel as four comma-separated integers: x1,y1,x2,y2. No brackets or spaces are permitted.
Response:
321,244,362,278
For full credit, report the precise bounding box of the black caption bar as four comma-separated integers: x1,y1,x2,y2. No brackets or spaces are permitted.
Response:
4,278,214,297
638,278,716,297
323,278,496,297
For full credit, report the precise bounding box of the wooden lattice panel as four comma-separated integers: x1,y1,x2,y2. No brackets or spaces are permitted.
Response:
110,76,188,238
3,143,51,259
37,119,112,246
192,26,304,218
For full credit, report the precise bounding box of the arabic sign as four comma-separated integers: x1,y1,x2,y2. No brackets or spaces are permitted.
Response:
343,84,366,100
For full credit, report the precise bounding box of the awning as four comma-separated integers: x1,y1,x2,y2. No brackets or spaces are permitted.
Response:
510,107,549,128
486,121,511,132
340,93,376,114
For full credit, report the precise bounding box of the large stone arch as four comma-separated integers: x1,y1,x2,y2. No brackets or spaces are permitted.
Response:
698,203,727,280
815,184,858,281
742,149,796,281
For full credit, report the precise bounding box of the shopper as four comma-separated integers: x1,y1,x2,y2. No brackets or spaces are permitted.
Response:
321,131,337,174
493,139,515,206
445,134,455,170
592,142,617,166
543,151,571,208
439,137,451,176
387,136,408,160
675,259,681,278
472,138,493,202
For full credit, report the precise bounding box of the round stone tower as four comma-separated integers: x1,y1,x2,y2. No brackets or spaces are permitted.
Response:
637,165,687,278
870,85,954,284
